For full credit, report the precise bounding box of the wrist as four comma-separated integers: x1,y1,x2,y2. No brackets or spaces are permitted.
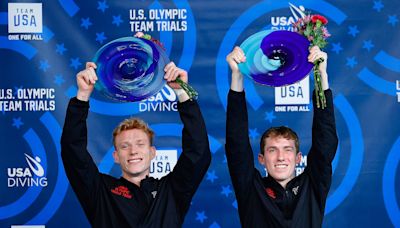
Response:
77,91,91,101
320,73,329,90
230,72,244,92
174,88,186,97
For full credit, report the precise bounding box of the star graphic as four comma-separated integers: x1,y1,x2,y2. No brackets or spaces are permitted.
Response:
264,111,276,123
232,200,238,209
70,57,82,70
112,15,124,27
388,15,399,27
12,117,24,129
249,128,260,141
96,32,107,44
81,17,93,30
54,74,65,86
331,42,343,54
221,185,233,197
195,211,208,223
14,86,23,97
209,222,221,228
348,25,359,37
373,0,384,12
362,40,374,52
55,43,67,55
346,57,358,68
206,170,218,183
39,60,50,72
97,0,109,13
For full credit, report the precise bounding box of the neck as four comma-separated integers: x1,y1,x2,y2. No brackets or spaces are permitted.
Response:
122,172,149,187
277,179,291,189
272,174,295,189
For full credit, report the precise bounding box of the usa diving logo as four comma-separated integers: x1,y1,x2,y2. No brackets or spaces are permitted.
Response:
7,153,48,187
139,85,178,112
271,3,306,31
149,149,178,179
8,3,43,41
273,3,310,113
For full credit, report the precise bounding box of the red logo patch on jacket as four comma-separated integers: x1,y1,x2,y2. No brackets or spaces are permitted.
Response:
111,185,132,199
265,187,276,199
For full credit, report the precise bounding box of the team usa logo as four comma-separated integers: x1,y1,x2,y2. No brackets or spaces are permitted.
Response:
8,3,43,41
149,149,178,179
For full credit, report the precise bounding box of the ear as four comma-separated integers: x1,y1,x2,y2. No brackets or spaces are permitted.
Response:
112,150,120,164
149,146,156,160
258,153,265,166
295,151,302,165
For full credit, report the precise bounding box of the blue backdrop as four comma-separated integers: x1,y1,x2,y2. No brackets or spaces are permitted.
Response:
1,0,399,227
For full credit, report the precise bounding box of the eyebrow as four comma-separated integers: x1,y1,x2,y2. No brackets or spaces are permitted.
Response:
283,146,294,149
266,145,294,150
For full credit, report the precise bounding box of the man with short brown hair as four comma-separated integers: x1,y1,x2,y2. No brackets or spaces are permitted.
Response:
225,46,338,227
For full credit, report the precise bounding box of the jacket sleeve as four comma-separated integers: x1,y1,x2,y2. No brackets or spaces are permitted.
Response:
169,99,211,216
306,89,339,210
225,90,257,202
60,97,101,219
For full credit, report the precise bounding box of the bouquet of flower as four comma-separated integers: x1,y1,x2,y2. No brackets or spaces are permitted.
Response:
293,15,330,109
136,32,198,99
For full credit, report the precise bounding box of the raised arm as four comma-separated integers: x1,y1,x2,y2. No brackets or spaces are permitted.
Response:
61,62,101,218
306,47,339,207
164,62,212,215
225,47,257,198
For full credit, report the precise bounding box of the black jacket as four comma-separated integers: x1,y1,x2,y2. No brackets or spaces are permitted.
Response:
226,89,338,228
61,98,211,228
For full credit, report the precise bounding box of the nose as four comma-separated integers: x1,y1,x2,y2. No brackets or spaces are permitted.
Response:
277,150,284,161
129,148,138,156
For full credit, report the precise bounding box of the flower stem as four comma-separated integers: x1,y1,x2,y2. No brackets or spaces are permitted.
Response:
175,78,198,99
313,60,326,109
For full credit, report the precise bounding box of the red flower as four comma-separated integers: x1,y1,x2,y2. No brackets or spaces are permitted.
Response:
311,15,328,25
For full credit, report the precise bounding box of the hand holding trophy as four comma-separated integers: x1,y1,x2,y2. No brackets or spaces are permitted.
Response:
237,14,330,109
92,32,197,102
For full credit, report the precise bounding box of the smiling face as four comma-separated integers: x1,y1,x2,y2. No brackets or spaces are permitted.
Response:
258,136,302,188
113,129,156,181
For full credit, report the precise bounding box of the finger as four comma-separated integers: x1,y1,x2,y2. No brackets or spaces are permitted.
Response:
88,68,98,84
78,71,91,85
134,32,144,38
308,53,316,62
169,68,179,81
233,55,245,64
308,51,320,62
86,62,97,69
234,46,244,55
164,66,174,80
309,46,320,52
164,62,176,72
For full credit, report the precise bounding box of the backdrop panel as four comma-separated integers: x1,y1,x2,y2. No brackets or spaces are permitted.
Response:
1,0,399,227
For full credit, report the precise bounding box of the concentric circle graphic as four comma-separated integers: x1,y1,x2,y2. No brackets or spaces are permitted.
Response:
383,136,400,227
